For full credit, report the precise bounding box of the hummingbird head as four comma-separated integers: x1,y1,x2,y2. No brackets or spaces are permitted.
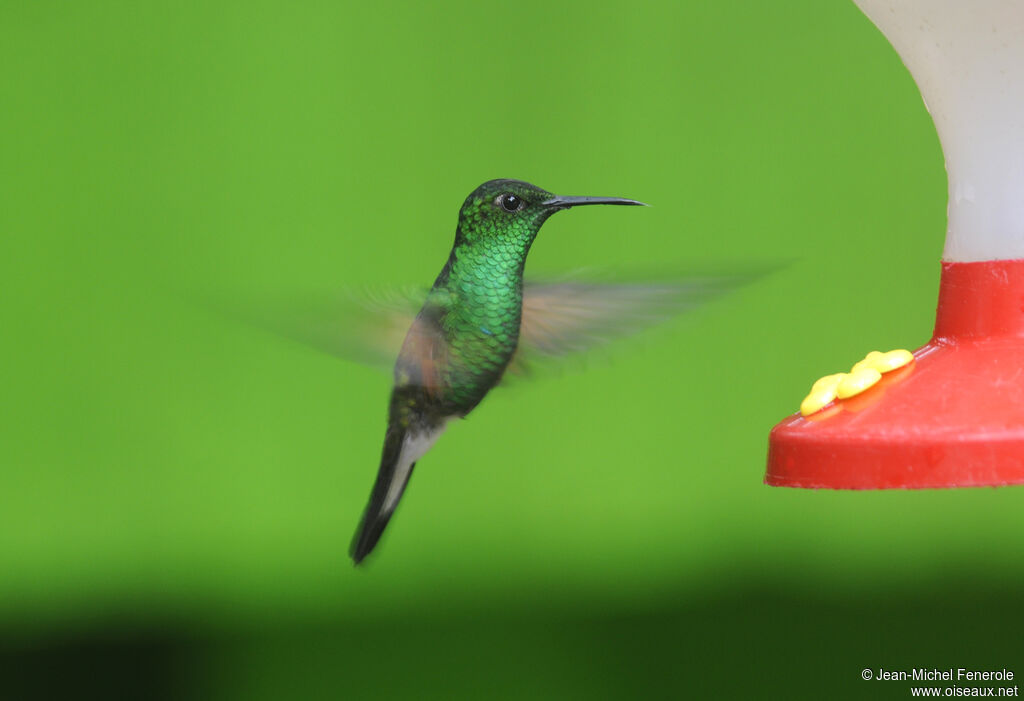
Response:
454,179,646,246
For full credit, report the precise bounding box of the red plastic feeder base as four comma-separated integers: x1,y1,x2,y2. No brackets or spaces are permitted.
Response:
766,259,1024,489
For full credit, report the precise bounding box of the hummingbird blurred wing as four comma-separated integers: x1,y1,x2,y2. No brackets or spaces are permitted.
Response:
235,286,456,394
509,273,751,374
236,286,427,370
230,266,774,378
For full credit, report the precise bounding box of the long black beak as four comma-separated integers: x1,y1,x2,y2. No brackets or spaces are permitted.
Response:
541,195,648,210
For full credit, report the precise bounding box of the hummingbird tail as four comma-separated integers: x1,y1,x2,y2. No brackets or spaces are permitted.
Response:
349,421,446,565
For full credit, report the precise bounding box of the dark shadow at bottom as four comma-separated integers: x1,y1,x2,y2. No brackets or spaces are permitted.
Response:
2,580,1019,700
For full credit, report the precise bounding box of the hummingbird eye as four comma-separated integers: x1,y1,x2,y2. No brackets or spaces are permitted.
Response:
496,193,524,213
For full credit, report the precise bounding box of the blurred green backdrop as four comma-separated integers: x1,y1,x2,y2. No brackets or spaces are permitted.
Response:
2,0,1021,699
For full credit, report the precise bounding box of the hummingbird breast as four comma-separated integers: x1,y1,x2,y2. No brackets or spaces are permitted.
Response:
435,240,528,410
441,278,522,411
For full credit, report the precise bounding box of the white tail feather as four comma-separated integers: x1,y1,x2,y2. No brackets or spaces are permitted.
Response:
381,424,447,514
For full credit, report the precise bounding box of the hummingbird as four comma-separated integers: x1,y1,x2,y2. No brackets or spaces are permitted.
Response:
350,179,647,564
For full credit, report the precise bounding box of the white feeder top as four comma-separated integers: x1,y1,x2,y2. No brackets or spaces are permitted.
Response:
855,0,1024,262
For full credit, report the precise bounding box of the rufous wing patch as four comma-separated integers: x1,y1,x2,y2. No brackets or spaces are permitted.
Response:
395,314,449,398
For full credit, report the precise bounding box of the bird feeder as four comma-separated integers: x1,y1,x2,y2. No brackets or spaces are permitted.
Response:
766,0,1024,488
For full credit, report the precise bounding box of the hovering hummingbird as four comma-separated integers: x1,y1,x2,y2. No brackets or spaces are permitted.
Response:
350,179,648,564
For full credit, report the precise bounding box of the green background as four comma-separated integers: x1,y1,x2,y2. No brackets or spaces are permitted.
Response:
2,0,1020,699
